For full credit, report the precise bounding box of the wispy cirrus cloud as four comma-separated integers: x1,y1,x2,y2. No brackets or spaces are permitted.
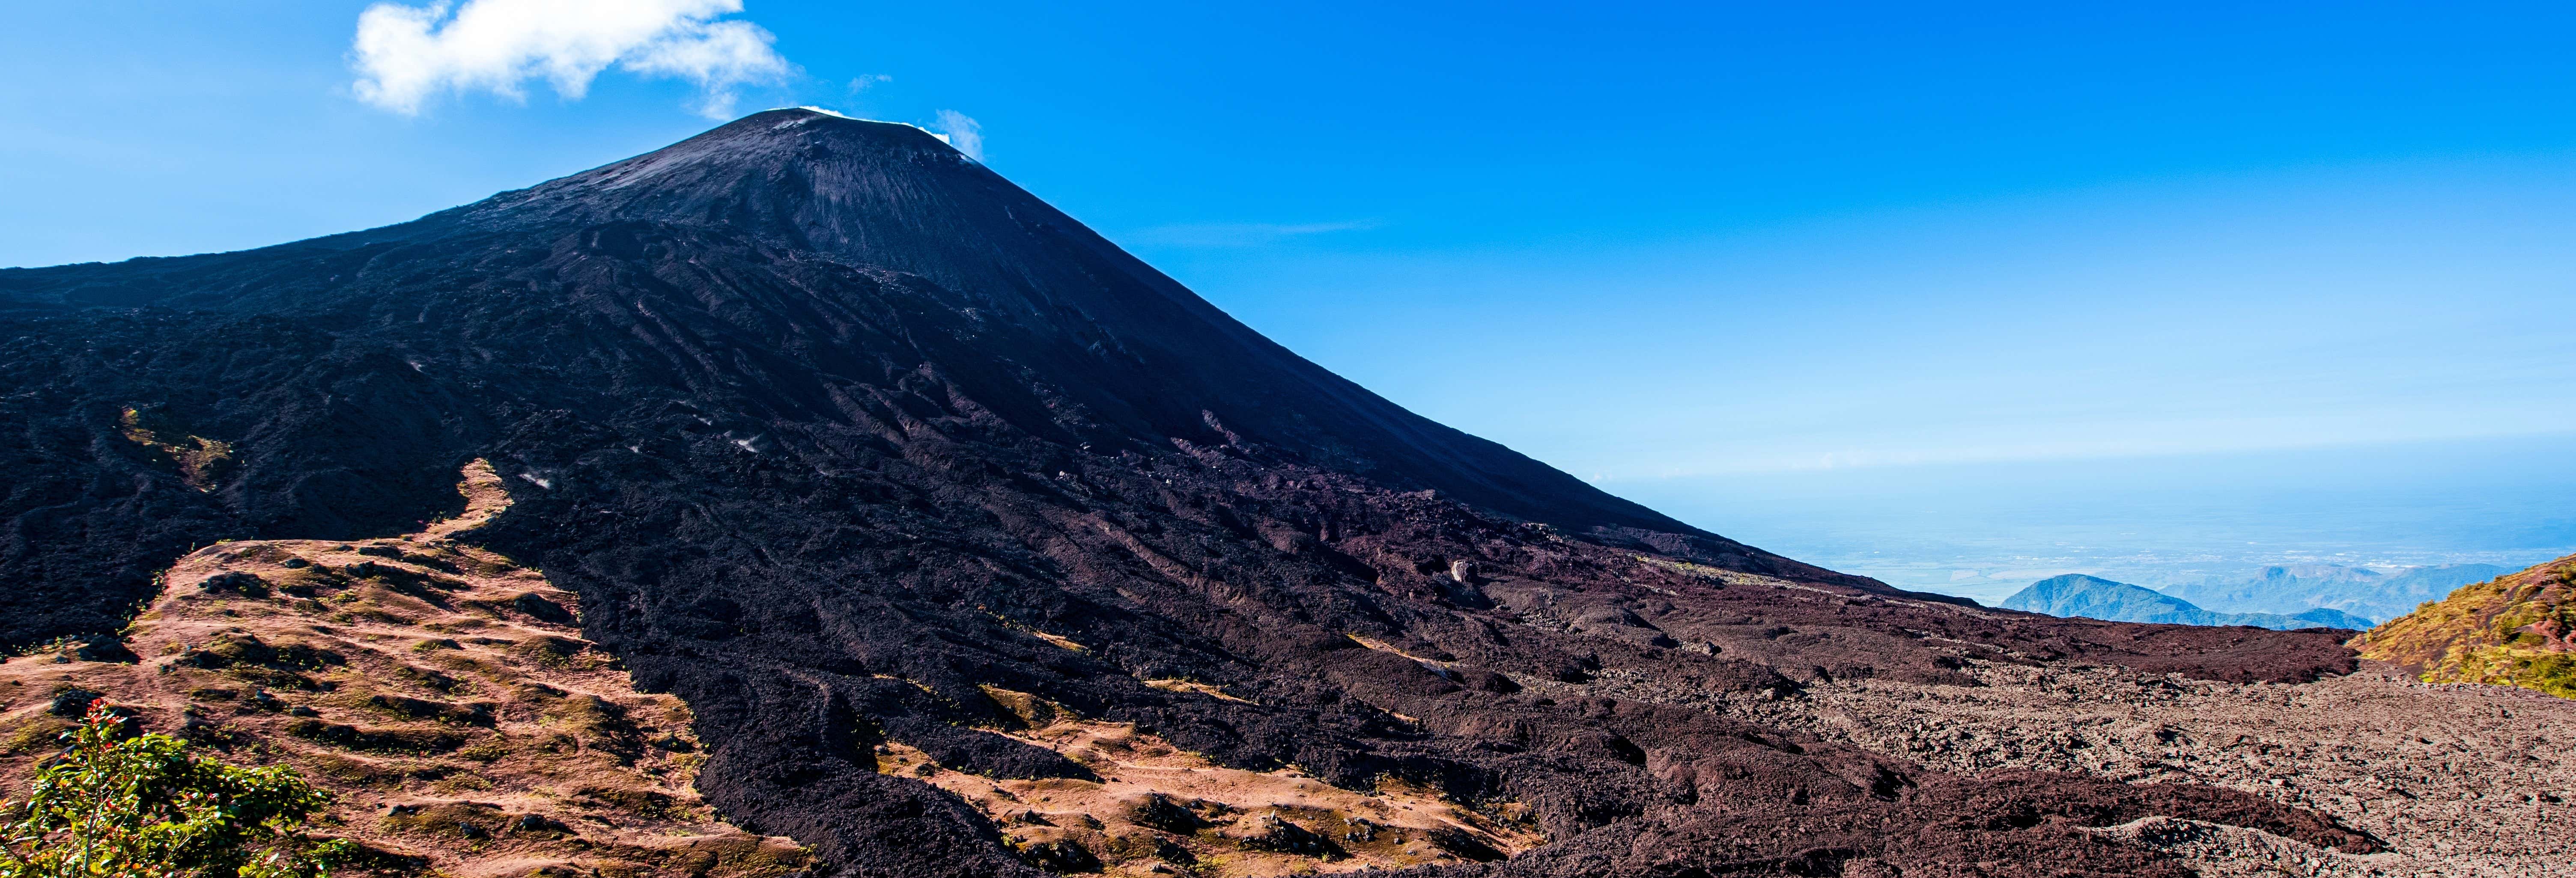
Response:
350,0,791,119
1128,220,1380,248
928,110,984,161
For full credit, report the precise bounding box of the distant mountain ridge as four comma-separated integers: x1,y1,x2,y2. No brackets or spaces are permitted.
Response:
2160,563,2513,623
2004,574,2373,631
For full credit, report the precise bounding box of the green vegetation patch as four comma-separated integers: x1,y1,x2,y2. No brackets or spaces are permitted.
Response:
118,406,236,492
0,701,349,878
2355,555,2576,699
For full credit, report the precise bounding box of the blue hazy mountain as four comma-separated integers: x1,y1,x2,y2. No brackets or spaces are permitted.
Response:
2002,574,2372,631
2159,563,2512,624
2287,606,2378,628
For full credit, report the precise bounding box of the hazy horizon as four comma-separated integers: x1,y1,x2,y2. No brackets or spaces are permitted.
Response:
1608,431,2576,605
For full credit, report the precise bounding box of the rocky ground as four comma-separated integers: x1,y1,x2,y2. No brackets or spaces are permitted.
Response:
6,462,2565,876
0,462,807,878
1549,659,2576,876
880,706,1544,876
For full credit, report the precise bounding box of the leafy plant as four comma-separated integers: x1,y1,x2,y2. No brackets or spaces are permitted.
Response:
0,701,351,878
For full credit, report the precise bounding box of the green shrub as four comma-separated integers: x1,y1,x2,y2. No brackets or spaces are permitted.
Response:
0,701,350,878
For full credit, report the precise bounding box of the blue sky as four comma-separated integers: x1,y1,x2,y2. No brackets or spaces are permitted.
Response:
6,1,2573,503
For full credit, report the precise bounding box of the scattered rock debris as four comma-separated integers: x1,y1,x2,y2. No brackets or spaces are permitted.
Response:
874,696,1540,877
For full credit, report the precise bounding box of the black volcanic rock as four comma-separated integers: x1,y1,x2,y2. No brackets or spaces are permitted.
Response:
0,109,2367,876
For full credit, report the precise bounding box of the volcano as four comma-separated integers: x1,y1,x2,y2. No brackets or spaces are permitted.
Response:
0,109,2372,876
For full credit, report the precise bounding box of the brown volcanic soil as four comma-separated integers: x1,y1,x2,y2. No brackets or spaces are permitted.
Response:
875,707,1549,875
0,462,808,878
0,109,2432,876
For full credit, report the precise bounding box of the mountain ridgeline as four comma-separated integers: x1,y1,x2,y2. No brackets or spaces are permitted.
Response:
0,110,2373,877
2162,563,2511,624
2002,574,2374,631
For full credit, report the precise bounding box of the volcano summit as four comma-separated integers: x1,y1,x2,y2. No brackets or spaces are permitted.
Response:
0,110,2463,876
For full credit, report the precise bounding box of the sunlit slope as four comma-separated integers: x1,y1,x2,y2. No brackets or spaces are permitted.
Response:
2352,553,2576,698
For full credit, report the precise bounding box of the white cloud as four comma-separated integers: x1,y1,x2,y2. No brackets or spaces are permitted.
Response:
847,74,892,93
351,0,791,119
930,110,984,161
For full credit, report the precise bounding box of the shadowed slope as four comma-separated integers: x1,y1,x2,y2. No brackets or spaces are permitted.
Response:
0,112,1751,564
